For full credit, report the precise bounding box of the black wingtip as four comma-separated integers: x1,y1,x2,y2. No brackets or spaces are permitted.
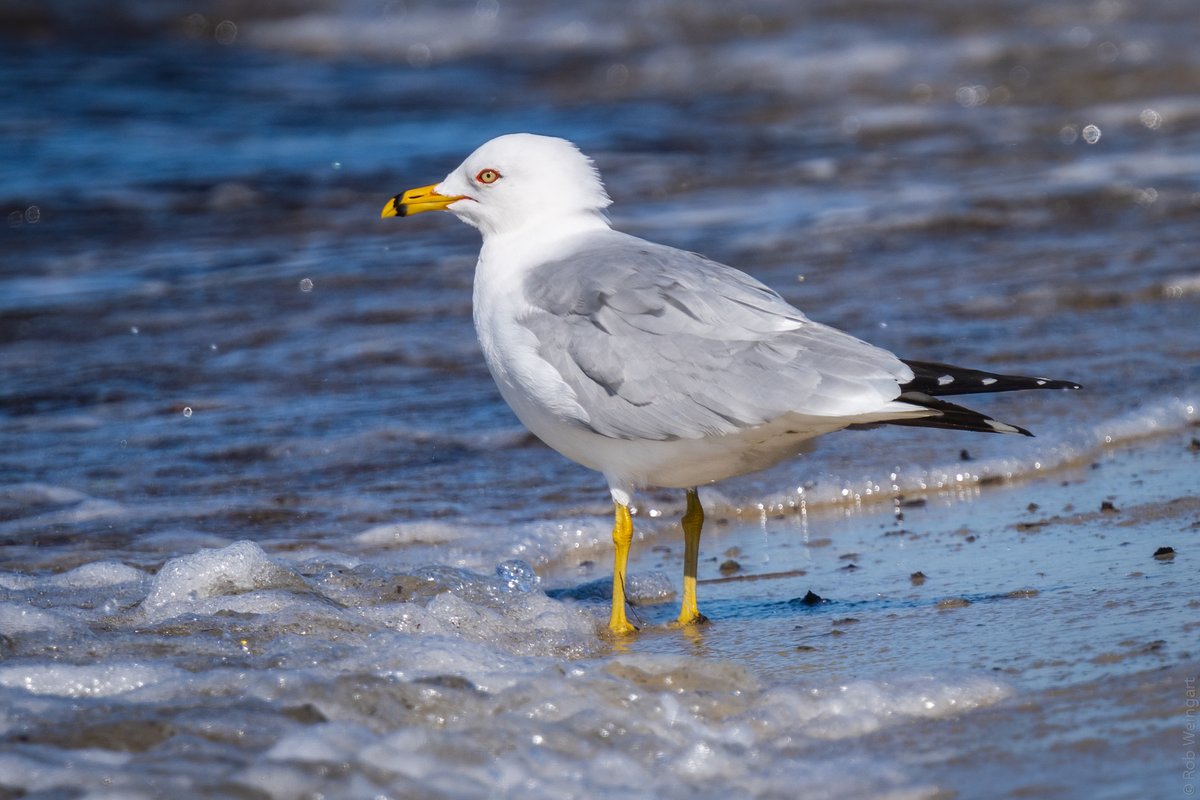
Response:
900,359,1081,397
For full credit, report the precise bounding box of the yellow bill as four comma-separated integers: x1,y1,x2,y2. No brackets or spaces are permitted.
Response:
381,184,464,218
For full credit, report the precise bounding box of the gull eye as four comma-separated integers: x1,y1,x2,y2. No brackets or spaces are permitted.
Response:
475,168,501,185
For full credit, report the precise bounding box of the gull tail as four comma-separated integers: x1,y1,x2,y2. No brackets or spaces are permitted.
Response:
879,360,1081,437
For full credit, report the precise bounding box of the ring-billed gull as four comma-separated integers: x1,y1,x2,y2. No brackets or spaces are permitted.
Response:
382,133,1079,635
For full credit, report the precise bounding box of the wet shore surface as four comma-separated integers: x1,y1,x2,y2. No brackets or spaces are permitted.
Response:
3,1,1199,796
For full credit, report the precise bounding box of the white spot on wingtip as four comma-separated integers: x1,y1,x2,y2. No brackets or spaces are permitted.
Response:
938,375,954,386
981,377,997,386
1036,379,1047,386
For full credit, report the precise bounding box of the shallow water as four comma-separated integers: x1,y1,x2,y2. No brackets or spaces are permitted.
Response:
2,1,1199,797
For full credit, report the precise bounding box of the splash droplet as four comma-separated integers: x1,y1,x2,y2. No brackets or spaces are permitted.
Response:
299,278,314,292
183,407,193,418
1082,124,1102,144
214,20,237,45
1134,187,1158,207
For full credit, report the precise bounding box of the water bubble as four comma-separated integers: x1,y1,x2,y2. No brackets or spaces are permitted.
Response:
1097,41,1120,62
24,205,40,224
130,326,139,334
474,0,499,20
1082,124,1102,144
214,20,237,45
1133,187,1158,206
1123,40,1152,62
407,43,432,68
299,278,314,292
184,14,207,38
955,85,989,107
1140,108,1161,129
1067,26,1092,47
1059,125,1079,144
183,407,193,418
738,14,763,36
560,22,587,45
496,560,539,592
1095,0,1124,21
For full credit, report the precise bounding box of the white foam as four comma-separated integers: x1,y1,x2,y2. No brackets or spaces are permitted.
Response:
0,662,180,697
754,675,1013,739
0,482,89,506
46,561,147,589
0,572,35,590
0,601,74,635
354,520,464,546
140,540,307,621
265,721,377,763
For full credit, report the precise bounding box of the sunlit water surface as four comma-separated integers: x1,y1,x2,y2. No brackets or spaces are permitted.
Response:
2,1,1198,797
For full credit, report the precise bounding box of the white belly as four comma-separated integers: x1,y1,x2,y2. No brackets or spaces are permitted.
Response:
483,329,847,495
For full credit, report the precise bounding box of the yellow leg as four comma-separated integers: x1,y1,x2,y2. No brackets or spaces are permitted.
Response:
608,501,638,635
676,488,709,626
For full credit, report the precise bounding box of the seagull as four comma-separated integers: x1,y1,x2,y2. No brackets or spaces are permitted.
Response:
381,133,1079,635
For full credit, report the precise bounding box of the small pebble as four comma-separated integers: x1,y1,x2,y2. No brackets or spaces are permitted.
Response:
718,559,741,575
910,571,926,585
1101,500,1119,513
798,590,824,606
1152,546,1175,561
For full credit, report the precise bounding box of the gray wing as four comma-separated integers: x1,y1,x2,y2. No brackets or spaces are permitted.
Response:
520,231,913,441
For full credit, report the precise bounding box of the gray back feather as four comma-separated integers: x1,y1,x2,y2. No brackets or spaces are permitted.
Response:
520,231,910,441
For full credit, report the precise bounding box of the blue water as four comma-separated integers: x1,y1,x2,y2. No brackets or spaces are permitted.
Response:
2,2,1199,797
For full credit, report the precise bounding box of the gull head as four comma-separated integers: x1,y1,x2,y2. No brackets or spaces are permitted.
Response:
382,133,612,237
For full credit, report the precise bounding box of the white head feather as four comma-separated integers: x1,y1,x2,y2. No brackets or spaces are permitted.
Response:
435,133,612,238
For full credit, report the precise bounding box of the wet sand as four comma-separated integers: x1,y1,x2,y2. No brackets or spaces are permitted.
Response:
572,431,1199,797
